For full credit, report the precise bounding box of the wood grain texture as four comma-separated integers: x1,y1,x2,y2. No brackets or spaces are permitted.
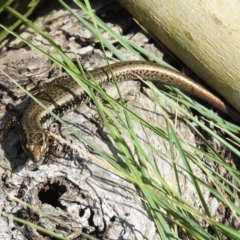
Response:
117,0,240,113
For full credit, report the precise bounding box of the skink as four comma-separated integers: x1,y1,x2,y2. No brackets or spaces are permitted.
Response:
19,61,240,163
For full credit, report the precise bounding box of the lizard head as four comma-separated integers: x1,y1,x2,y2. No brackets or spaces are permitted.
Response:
20,129,49,163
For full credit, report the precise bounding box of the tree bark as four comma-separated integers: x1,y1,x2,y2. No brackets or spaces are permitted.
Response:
117,0,240,112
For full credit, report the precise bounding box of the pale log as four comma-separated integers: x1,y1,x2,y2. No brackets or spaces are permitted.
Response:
117,0,240,113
